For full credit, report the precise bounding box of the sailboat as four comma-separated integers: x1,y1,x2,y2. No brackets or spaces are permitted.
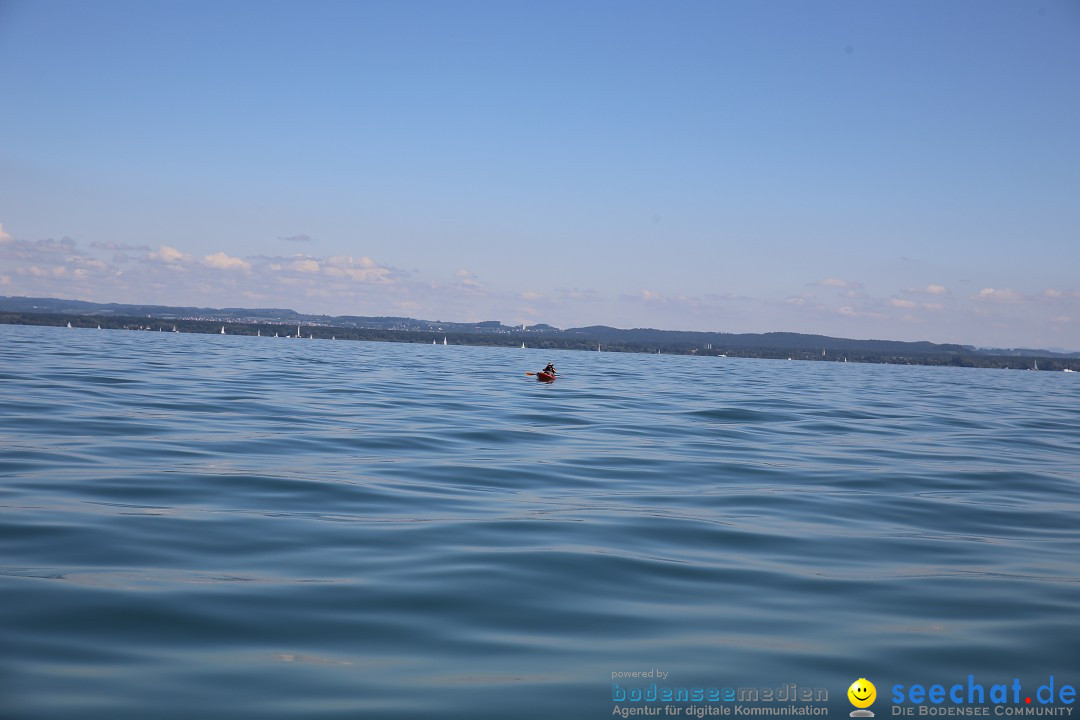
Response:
443,336,447,345
66,322,72,328
220,326,225,334
296,323,301,338
521,342,526,349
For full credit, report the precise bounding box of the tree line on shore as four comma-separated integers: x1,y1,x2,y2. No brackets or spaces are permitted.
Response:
3,311,1077,372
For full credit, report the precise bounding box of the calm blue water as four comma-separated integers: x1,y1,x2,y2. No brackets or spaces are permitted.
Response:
2,324,1078,719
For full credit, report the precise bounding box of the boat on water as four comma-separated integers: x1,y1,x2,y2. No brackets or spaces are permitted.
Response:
535,371,556,382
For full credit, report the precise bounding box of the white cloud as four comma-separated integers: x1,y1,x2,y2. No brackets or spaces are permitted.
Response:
27,265,69,278
322,255,392,283
326,268,390,283
65,256,107,271
0,235,80,261
520,291,544,301
559,288,602,302
642,289,663,301
146,245,192,264
838,306,886,320
452,269,483,291
890,298,917,308
906,284,947,295
975,287,1022,303
0,223,12,243
784,290,816,307
203,252,252,271
820,277,850,287
90,241,151,251
289,258,321,273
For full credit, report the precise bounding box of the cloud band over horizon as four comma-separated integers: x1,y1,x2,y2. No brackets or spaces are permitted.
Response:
1,224,1077,350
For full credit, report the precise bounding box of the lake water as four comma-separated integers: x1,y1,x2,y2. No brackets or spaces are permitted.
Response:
1,324,1078,719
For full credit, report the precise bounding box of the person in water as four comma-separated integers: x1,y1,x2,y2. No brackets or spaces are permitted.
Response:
542,363,556,376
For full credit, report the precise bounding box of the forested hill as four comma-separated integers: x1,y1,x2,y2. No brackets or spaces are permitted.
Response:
567,326,973,355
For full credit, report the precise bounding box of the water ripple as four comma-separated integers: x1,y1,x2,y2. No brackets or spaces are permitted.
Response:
1,325,1078,718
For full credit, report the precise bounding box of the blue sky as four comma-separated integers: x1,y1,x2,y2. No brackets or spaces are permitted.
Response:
2,0,1078,348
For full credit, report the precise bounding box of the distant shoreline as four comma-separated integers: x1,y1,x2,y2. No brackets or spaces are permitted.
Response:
4,312,1078,372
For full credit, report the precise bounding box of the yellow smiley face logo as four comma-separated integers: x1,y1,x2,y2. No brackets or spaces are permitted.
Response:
848,678,876,708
